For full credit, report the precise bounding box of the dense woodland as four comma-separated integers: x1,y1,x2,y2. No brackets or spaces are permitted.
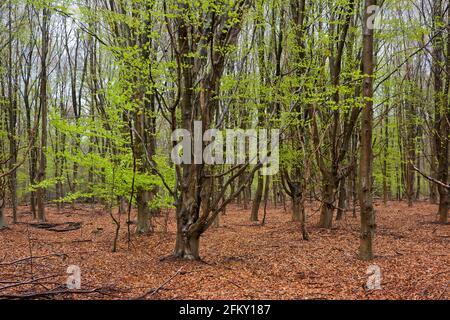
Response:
0,0,449,299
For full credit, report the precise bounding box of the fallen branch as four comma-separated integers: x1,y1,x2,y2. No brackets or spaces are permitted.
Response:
0,274,62,291
136,267,184,299
0,253,68,266
29,222,82,232
411,162,450,190
0,287,117,300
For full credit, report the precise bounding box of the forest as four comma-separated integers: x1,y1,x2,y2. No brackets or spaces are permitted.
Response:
0,0,448,300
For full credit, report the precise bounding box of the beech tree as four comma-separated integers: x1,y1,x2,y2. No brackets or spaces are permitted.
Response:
359,0,375,260
0,0,447,263
431,0,449,223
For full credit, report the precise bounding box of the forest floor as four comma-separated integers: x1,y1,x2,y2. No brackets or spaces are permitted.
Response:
0,201,448,300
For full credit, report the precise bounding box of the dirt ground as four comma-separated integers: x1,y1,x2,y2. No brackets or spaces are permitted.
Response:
0,200,448,300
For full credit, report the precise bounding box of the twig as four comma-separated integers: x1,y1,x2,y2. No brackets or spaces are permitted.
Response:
438,282,449,300
0,274,61,291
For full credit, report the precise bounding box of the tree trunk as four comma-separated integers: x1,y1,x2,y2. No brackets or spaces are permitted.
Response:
359,0,376,261
415,150,421,200
36,7,50,223
261,175,271,225
291,192,301,222
244,182,251,210
174,203,201,260
318,180,335,228
351,136,358,218
435,108,449,223
432,0,449,224
281,189,287,212
429,138,438,203
336,178,347,221
382,104,390,205
24,69,37,217
0,206,6,229
436,1,450,223
292,192,308,239
212,213,220,228
136,190,152,234
250,174,263,221
171,1,245,260
72,152,79,208
405,97,416,207
7,3,18,223
437,186,449,223
8,143,17,223
174,232,200,261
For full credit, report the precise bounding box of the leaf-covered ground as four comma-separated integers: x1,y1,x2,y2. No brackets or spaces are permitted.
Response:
0,201,448,299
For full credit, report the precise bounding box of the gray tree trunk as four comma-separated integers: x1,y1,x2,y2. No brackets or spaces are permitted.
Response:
318,181,335,228
359,0,376,260
0,207,6,229
251,175,264,221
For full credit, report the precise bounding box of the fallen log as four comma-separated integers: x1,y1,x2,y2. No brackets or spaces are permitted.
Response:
29,222,82,232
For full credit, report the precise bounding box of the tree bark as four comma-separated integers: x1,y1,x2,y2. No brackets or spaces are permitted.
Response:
432,0,449,223
0,207,6,230
291,192,302,222
359,0,376,260
336,178,347,221
36,7,50,223
7,0,18,223
382,105,389,205
318,180,336,228
0,190,6,229
250,174,263,221
171,0,248,260
292,191,308,240
174,221,200,260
